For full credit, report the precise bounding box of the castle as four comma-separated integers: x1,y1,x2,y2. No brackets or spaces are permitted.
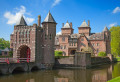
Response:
10,11,111,69
10,11,56,68
55,20,111,56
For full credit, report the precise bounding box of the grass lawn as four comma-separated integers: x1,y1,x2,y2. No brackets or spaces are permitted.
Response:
108,77,120,82
116,57,120,62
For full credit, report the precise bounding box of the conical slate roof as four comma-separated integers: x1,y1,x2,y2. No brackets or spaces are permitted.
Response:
80,20,89,27
16,16,27,26
43,11,56,23
62,21,71,28
103,26,109,32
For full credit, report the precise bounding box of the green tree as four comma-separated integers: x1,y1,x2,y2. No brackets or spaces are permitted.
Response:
55,51,63,56
98,52,107,57
0,38,10,49
110,26,120,57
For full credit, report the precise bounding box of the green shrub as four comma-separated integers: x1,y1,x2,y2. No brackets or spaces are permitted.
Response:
98,52,107,57
55,51,63,56
9,51,13,57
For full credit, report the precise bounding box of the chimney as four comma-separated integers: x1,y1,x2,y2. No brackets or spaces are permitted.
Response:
38,15,41,27
88,20,90,26
62,23,64,27
70,22,72,28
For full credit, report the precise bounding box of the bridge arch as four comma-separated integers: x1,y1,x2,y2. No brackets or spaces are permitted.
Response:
31,66,39,71
12,66,25,74
17,45,31,59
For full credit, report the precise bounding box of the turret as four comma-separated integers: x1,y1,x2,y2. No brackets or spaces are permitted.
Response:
61,21,74,35
41,11,57,69
78,20,91,37
16,15,27,26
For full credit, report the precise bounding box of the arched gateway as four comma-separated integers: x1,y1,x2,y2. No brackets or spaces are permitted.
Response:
17,45,31,60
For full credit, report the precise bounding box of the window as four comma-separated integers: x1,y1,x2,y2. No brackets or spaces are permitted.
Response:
49,34,52,40
60,45,63,49
81,38,84,41
4,52,7,55
62,37,65,42
97,43,99,46
69,43,71,46
45,34,47,40
64,45,66,49
96,48,99,53
92,43,94,46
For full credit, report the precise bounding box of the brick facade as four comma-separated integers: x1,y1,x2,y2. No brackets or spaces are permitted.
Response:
55,21,111,56
10,12,57,68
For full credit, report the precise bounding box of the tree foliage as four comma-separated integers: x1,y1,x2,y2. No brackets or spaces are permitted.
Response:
110,26,120,57
0,38,10,49
55,51,63,56
98,52,107,57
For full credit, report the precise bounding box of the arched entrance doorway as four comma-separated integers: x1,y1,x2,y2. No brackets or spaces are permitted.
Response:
70,50,76,55
17,45,31,60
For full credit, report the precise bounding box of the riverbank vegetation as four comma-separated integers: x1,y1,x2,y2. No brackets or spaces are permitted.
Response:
110,26,120,57
0,38,10,49
108,77,120,82
98,52,107,57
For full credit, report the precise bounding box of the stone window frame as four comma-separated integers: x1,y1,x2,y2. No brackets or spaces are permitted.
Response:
64,45,66,49
74,42,76,46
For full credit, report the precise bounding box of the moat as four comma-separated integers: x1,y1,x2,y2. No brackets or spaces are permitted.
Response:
0,63,120,82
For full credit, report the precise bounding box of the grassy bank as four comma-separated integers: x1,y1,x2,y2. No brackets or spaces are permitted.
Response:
115,57,120,62
108,77,120,82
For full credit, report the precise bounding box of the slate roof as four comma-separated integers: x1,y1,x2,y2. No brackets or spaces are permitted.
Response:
16,16,27,26
2,48,10,52
43,11,56,23
62,21,71,28
103,26,109,32
70,34,81,38
80,20,89,27
88,32,104,40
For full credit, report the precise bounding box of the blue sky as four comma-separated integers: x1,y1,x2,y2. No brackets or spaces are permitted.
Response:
0,0,120,40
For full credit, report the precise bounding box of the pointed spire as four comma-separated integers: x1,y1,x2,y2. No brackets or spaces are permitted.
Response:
43,11,56,23
80,20,89,27
17,15,27,26
103,26,109,32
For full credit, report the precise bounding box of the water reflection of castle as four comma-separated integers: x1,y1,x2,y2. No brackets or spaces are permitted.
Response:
0,64,113,82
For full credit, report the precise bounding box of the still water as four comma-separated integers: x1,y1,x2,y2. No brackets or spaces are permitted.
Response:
0,63,120,82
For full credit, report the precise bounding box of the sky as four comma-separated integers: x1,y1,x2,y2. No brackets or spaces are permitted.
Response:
0,0,120,40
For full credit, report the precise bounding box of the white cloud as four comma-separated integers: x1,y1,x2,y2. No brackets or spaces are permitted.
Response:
56,31,61,35
52,0,61,7
4,6,34,25
108,23,117,27
113,7,120,14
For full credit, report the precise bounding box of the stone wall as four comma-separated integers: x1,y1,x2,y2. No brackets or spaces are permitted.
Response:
91,57,111,65
54,52,112,69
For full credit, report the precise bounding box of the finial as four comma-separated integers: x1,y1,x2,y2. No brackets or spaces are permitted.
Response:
49,10,50,13
84,20,85,22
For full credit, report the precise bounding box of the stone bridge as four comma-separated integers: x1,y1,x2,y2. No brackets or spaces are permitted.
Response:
0,62,43,75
